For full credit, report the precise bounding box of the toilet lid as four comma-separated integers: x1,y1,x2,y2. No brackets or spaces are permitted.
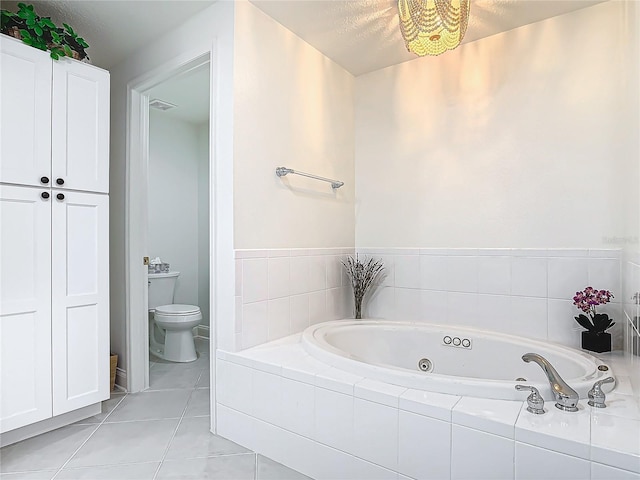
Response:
155,304,200,315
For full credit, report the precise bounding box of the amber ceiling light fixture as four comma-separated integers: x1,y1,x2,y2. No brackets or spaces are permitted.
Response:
398,0,470,56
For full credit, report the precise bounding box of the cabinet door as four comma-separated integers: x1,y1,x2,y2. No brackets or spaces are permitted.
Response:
0,185,52,433
52,60,109,194
52,191,109,415
0,36,52,187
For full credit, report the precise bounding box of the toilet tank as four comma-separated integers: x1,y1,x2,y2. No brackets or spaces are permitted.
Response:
148,271,180,310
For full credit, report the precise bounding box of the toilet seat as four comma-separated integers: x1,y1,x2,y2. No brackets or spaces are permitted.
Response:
155,304,200,316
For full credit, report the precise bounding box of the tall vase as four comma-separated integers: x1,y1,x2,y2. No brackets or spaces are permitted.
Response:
354,296,363,319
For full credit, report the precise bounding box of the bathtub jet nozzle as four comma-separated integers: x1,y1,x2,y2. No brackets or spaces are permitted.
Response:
522,353,579,412
418,358,432,372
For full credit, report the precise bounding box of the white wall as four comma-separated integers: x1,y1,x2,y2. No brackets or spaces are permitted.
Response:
226,1,357,350
148,112,200,308
621,0,640,395
110,0,356,372
109,0,638,379
197,122,210,326
109,1,235,375
355,1,638,249
233,1,355,249
353,1,639,353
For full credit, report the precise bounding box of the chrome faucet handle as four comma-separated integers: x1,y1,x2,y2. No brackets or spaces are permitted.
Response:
588,377,615,408
516,385,545,415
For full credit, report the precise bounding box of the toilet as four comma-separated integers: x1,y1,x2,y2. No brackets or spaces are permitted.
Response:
148,271,201,362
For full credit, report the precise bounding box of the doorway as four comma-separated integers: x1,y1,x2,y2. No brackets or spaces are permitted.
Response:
146,62,210,384
125,53,213,399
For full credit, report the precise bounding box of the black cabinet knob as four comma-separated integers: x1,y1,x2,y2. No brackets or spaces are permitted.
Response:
56,178,64,185
56,193,65,200
40,176,50,184
41,192,50,199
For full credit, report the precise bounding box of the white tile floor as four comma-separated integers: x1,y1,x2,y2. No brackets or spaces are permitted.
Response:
0,339,310,480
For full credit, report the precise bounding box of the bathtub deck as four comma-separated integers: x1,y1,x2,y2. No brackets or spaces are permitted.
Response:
216,333,640,480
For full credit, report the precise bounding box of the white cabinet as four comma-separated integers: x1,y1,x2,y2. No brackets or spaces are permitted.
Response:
0,38,52,187
52,190,109,415
0,36,110,435
0,185,52,432
52,59,110,193
0,35,109,193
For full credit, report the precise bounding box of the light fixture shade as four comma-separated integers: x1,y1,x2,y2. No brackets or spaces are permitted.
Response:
398,0,470,56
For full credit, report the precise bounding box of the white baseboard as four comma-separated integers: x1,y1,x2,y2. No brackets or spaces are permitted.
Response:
115,366,127,391
196,324,210,339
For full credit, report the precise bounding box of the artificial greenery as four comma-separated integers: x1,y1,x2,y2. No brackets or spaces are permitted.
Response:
1,3,89,61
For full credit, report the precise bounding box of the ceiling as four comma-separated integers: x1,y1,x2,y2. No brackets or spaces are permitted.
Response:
0,1,215,69
250,0,606,76
1,0,605,74
148,62,210,124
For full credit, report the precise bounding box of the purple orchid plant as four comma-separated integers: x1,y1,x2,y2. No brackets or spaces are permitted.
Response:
572,287,615,333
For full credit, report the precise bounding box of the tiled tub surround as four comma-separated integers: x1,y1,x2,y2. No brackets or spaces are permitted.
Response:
359,248,623,351
216,335,640,480
235,249,354,351
234,248,623,353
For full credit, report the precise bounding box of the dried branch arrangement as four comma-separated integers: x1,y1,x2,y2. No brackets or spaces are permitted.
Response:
342,255,385,319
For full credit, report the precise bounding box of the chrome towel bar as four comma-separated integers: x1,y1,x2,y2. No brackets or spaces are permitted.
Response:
275,167,344,189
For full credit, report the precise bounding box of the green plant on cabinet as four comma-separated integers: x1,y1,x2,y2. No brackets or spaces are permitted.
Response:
1,3,89,61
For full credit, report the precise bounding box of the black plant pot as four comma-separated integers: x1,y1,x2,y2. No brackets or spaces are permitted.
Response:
581,331,611,353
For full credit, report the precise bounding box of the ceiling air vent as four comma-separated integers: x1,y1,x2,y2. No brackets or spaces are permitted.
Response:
149,99,177,111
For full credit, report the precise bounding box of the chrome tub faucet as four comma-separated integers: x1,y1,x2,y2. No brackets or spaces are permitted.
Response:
522,353,579,412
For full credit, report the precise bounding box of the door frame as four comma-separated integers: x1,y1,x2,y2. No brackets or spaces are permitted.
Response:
125,49,214,394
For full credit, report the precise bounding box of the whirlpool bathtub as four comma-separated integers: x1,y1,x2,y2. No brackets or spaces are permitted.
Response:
301,320,615,401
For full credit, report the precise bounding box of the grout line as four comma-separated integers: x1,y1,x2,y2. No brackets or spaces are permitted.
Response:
160,451,255,462
144,386,204,393
101,417,184,425
50,393,129,479
152,414,188,478
255,451,259,480
7,354,212,480
194,367,210,389
51,460,163,474
152,371,204,479
97,394,128,423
